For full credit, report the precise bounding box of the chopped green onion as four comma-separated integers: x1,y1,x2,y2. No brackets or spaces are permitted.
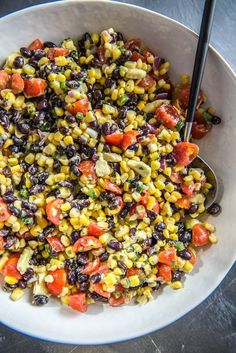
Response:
202,111,212,121
22,216,33,225
20,187,29,198
176,120,184,131
118,94,129,106
87,190,96,199
127,178,135,184
76,112,84,120
60,82,67,90
175,241,185,252
136,184,144,193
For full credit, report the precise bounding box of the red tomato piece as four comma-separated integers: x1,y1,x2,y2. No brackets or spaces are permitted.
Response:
158,263,172,282
0,198,11,222
192,224,210,247
87,223,105,237
177,84,203,109
143,49,154,62
176,195,191,209
0,70,10,91
67,98,89,116
47,48,70,60
173,142,199,167
46,269,66,296
46,199,63,225
188,247,197,265
104,134,124,146
94,263,109,275
78,160,97,183
130,51,144,62
152,201,160,214
130,204,147,220
155,104,179,129
24,78,46,97
181,183,195,196
122,131,140,150
116,196,125,214
139,192,150,207
103,180,122,195
192,123,210,139
169,172,183,184
139,74,155,89
194,110,205,124
46,236,65,252
97,46,106,64
126,267,139,277
1,254,22,279
109,295,126,307
11,73,24,94
68,293,88,312
28,38,43,50
81,258,100,274
0,236,5,250
124,38,141,50
73,236,102,253
90,283,111,298
158,248,177,266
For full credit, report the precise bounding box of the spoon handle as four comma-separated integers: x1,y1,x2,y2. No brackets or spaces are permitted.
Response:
184,0,216,142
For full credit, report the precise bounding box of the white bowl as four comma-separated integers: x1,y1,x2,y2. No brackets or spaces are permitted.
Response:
0,0,235,345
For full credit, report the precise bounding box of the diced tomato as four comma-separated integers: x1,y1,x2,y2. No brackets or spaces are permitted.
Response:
24,78,46,97
47,48,70,60
155,104,179,129
28,38,43,51
124,38,141,50
173,142,199,167
130,204,147,220
82,258,100,274
46,236,65,252
97,46,106,64
188,247,197,265
78,160,97,184
10,73,24,94
158,248,177,266
0,236,5,250
192,123,210,139
169,172,183,184
109,294,126,306
126,267,139,277
0,198,11,222
192,224,210,247
121,131,140,151
73,236,102,252
158,263,172,282
176,195,191,209
139,192,150,207
116,196,125,214
181,183,195,196
46,199,63,225
88,223,105,237
143,49,154,62
152,201,160,214
177,83,203,109
104,133,124,146
67,98,89,116
94,263,109,275
0,70,10,91
139,74,155,89
1,254,22,279
194,110,205,124
130,51,144,62
90,283,111,298
104,180,122,195
46,269,66,296
68,293,88,312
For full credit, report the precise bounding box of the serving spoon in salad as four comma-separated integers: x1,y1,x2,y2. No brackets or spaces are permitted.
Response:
183,0,219,209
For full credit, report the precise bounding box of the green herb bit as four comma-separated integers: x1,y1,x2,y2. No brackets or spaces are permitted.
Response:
175,241,185,252
176,120,184,131
20,187,29,198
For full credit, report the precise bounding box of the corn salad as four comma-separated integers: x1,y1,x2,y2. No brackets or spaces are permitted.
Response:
0,30,221,311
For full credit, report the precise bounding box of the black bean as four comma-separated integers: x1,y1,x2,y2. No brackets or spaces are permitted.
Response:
33,294,49,305
129,179,138,191
211,115,221,125
99,251,109,262
59,126,70,135
127,143,138,152
20,47,32,58
80,282,89,292
107,216,115,230
66,80,80,89
119,207,129,219
67,270,77,285
77,252,89,265
154,222,166,232
153,281,161,291
53,160,61,173
110,123,119,134
108,239,123,251
66,144,76,158
43,225,55,236
13,56,24,68
153,231,165,241
37,99,48,110
130,227,136,237
72,199,90,210
77,274,89,284
188,203,198,214
116,32,124,42
90,273,101,284
43,41,57,48
172,270,184,282
4,236,16,249
0,112,10,129
30,176,39,185
147,210,157,222
117,261,127,274
29,184,45,195
22,200,37,213
177,249,192,260
2,166,11,177
178,230,192,243
23,268,34,281
2,192,16,204
8,204,22,217
208,202,221,216
177,222,185,233
166,153,176,166
3,283,18,292
69,231,80,245
33,49,45,59
142,144,150,156
18,279,27,289
71,164,81,176
17,123,30,134
112,67,120,80
64,259,77,271
71,69,87,80
38,172,49,184
146,246,157,256
101,122,111,135
105,78,115,88
75,136,87,145
28,58,38,69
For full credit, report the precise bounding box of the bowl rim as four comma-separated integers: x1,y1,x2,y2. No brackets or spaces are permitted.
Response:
0,0,235,345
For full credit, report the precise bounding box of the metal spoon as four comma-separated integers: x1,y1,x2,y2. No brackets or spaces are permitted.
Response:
183,0,218,209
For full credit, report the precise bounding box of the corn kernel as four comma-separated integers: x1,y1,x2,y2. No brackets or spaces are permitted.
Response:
10,288,24,301
171,281,183,289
